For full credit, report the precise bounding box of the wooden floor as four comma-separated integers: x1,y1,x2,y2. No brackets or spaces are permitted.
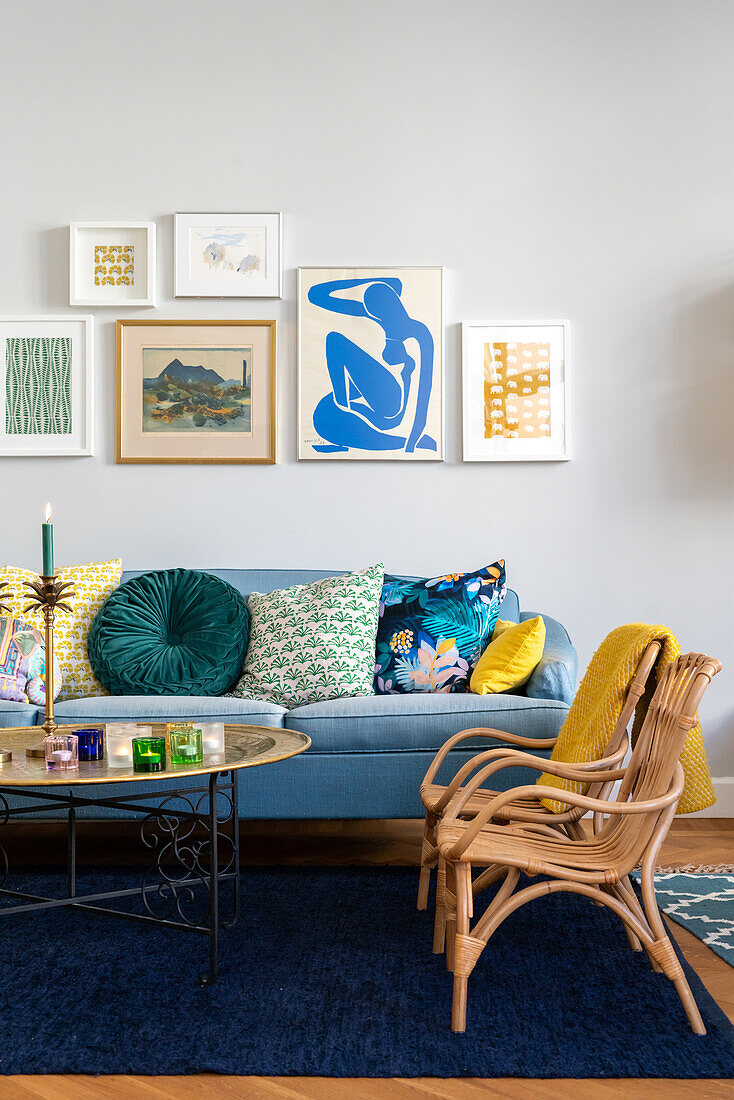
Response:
4,818,733,1100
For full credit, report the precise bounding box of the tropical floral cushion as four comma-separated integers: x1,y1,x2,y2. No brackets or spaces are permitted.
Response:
0,616,62,705
230,564,384,709
374,561,506,694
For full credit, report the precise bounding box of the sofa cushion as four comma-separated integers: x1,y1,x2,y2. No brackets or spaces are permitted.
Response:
0,700,40,728
374,562,506,695
284,692,568,753
88,568,249,697
231,565,384,708
54,695,287,727
0,615,62,704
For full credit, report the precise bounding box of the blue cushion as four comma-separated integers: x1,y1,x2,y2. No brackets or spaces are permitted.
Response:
54,695,286,727
374,563,507,694
284,692,568,753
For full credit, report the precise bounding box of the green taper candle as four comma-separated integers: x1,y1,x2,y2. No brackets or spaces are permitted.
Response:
42,502,54,576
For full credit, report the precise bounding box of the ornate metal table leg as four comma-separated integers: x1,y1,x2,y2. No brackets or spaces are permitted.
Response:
223,769,240,931
200,771,220,987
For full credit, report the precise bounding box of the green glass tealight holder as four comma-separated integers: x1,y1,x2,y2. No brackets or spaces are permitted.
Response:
132,735,166,773
169,726,203,766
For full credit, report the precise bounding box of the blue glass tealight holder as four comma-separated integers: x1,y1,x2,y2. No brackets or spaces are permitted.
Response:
76,727,104,762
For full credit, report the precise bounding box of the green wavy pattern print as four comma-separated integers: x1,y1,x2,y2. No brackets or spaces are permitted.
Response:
5,337,72,435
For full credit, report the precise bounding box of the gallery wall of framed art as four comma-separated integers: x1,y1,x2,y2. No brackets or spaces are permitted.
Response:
0,316,94,456
297,266,444,461
116,319,276,464
6,212,573,469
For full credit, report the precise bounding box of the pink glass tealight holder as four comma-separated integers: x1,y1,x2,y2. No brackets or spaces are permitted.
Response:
45,733,79,772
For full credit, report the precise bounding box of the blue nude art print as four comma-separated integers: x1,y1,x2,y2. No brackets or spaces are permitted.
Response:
298,267,443,460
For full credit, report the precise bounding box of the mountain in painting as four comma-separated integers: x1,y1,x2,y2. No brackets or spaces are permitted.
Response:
147,358,225,387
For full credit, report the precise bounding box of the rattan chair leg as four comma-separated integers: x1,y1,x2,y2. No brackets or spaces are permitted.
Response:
417,866,431,911
433,856,447,954
451,862,472,1032
640,853,706,1034
417,814,438,910
445,861,457,973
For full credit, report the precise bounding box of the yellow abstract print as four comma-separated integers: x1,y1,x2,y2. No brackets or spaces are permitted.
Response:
94,244,134,287
483,341,551,440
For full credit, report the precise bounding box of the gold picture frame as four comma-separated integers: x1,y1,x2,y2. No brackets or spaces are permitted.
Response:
117,319,276,464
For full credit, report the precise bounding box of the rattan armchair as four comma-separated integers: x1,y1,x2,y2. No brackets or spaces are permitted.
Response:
417,640,663,950
435,652,721,1033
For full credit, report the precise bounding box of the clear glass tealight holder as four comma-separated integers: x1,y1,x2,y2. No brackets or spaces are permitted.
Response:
107,724,150,768
45,733,79,772
170,726,203,766
199,722,225,755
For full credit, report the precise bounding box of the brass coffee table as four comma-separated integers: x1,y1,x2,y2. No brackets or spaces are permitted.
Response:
0,723,310,984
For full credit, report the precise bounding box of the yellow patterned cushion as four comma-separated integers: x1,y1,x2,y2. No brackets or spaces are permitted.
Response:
470,616,546,695
539,623,715,815
0,560,122,701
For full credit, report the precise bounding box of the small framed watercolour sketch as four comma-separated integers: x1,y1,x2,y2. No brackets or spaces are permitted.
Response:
462,321,570,462
117,319,276,464
174,213,282,298
0,316,94,456
69,222,156,307
298,267,444,460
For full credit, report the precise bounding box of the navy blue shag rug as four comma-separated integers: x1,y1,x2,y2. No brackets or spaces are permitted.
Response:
1,865,733,1077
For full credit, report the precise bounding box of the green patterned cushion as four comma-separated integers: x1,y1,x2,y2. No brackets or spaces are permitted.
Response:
229,565,384,708
88,569,249,696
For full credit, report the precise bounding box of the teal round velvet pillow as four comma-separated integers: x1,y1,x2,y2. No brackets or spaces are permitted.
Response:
87,569,249,696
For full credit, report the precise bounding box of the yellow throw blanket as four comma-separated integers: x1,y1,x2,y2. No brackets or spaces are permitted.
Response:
538,623,715,815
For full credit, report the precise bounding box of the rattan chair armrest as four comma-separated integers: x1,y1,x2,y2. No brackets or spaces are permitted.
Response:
421,726,558,787
445,751,627,816
425,734,629,815
445,768,685,858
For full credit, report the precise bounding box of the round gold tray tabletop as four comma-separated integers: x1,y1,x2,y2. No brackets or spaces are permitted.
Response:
0,723,310,785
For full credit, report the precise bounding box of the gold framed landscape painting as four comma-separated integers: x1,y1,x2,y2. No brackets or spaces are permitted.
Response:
117,320,276,464
462,321,570,462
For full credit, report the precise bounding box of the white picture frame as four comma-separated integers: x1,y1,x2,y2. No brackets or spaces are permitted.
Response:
174,213,282,298
297,266,444,461
462,320,570,462
0,316,94,456
69,222,156,307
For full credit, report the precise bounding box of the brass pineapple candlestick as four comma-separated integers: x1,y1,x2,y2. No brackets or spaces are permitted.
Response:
22,575,75,756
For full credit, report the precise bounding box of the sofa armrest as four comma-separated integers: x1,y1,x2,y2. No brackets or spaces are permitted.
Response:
520,611,577,706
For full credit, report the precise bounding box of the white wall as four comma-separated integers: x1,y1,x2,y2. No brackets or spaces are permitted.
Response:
2,0,733,776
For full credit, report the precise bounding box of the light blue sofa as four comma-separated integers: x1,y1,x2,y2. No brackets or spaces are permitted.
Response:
0,569,577,819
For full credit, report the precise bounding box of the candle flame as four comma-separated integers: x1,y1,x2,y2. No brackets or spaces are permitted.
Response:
44,502,52,522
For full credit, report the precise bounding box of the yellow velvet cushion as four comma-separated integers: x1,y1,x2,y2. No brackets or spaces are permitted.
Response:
0,560,122,701
470,616,546,695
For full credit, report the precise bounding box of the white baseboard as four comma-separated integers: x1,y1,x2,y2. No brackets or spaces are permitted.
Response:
689,777,734,817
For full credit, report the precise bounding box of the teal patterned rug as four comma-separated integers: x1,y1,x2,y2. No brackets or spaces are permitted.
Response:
633,872,734,967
